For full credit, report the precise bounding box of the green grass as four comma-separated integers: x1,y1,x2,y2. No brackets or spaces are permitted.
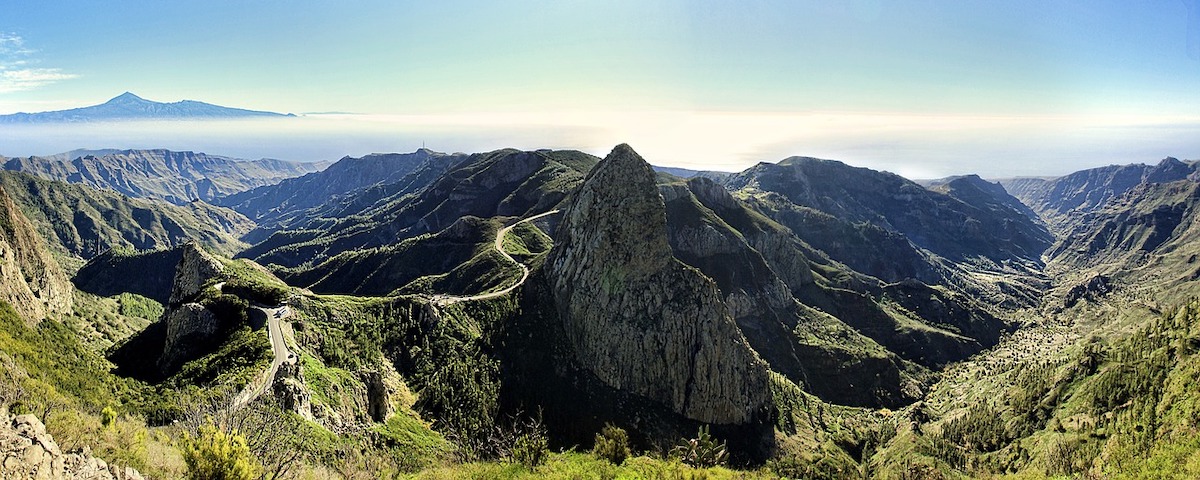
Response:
502,221,552,262
299,352,359,411
411,451,778,480
220,257,292,305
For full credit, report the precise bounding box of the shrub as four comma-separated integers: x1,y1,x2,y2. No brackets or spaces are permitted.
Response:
592,423,631,465
511,430,548,469
670,426,728,468
181,423,258,480
101,406,117,429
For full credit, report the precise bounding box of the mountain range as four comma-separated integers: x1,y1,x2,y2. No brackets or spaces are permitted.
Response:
0,92,293,123
2,148,326,205
1,141,1198,478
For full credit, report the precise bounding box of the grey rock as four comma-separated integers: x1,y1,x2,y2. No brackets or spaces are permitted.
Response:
157,303,220,374
169,242,225,305
546,144,771,425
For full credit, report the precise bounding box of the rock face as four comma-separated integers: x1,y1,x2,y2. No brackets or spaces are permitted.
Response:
158,243,227,373
0,186,72,322
273,360,313,420
545,144,771,425
169,243,225,306
659,178,921,407
1000,157,1198,232
0,413,143,480
360,370,395,423
158,303,221,374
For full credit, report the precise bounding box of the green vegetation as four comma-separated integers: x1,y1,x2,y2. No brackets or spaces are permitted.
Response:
66,291,156,349
166,326,270,389
117,292,165,320
502,221,552,262
412,452,778,480
670,426,730,468
181,422,258,480
591,424,631,465
0,170,251,266
220,258,291,305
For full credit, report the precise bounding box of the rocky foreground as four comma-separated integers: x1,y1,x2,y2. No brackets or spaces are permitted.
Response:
0,412,143,480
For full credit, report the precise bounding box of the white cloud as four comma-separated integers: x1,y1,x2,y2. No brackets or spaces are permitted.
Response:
0,69,80,93
0,33,32,56
0,33,76,93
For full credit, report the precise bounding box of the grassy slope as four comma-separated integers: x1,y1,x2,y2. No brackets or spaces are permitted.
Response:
0,170,252,270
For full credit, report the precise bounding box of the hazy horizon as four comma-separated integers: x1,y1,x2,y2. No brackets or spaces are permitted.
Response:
3,1,1200,178
2,109,1198,179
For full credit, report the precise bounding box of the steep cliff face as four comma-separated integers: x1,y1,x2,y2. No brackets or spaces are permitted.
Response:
1002,158,1197,232
545,144,771,425
157,303,221,374
0,186,72,322
659,178,921,407
158,243,226,374
1047,179,1200,286
168,243,225,306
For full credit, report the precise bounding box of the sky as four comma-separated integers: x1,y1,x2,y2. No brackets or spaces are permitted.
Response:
2,0,1200,178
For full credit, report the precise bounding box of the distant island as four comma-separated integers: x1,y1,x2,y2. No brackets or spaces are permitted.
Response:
0,92,294,123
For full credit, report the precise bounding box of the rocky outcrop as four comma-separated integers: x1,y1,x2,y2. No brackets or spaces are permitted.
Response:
169,243,225,306
545,144,771,425
157,303,221,374
273,360,313,420
0,186,72,322
660,178,922,408
1063,275,1113,308
360,370,395,423
1,413,143,480
156,243,228,374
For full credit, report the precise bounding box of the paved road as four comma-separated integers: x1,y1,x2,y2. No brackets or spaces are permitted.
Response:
432,209,560,306
231,299,294,409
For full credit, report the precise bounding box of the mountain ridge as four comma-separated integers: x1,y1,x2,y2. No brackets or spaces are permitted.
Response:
4,148,325,205
0,92,293,123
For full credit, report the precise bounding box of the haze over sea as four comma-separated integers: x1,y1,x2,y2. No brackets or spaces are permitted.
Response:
2,111,1198,180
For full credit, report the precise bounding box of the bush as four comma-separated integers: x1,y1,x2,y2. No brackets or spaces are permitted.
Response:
511,430,548,469
592,423,631,465
670,426,728,468
101,406,117,429
181,423,258,480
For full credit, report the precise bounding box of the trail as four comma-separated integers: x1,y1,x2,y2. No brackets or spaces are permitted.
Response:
431,209,560,306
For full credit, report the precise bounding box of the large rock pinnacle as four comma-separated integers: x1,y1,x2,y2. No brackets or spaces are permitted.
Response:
546,144,771,425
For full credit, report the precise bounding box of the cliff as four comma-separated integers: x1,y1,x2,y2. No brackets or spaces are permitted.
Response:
0,186,72,322
545,144,771,425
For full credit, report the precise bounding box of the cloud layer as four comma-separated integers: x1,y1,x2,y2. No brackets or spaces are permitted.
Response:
0,33,78,93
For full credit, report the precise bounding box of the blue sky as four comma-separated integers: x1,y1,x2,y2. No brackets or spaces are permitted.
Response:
2,1,1200,176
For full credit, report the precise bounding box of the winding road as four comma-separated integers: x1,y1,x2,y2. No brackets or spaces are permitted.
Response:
232,301,294,409
227,209,557,408
431,209,560,306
